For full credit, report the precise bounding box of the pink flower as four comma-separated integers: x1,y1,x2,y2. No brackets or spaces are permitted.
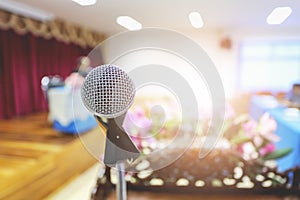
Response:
123,108,155,150
258,113,280,142
260,113,277,132
237,144,244,154
134,106,146,118
253,136,264,147
262,132,280,143
123,108,152,136
259,143,276,156
242,120,257,137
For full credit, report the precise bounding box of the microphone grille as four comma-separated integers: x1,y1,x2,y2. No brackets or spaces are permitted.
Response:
81,64,135,118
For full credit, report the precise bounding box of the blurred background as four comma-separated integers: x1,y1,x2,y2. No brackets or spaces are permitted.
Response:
0,0,300,199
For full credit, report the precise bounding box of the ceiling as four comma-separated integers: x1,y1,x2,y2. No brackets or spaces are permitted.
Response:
7,0,300,36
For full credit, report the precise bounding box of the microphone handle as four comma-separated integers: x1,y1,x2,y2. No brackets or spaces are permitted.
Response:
95,114,140,166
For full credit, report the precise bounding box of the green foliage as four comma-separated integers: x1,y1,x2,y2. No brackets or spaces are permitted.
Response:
263,148,293,161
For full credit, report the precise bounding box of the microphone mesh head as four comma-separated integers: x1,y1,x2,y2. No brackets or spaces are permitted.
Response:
81,64,135,118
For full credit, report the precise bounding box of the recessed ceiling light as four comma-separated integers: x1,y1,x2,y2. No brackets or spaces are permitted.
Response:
116,16,142,31
188,12,204,29
266,6,292,25
71,0,97,6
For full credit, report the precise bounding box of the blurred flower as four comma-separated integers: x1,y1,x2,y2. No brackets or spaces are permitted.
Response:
123,100,290,163
258,113,280,142
122,95,182,152
259,143,276,157
225,111,289,162
253,135,264,147
260,113,277,132
123,107,152,136
123,107,153,150
239,142,258,160
242,120,258,138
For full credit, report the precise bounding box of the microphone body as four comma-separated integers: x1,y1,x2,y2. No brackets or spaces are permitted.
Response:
81,64,140,166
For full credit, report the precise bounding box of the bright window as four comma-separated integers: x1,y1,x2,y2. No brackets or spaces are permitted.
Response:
239,41,300,92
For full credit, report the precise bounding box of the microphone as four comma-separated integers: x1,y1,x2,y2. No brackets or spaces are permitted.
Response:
81,64,140,166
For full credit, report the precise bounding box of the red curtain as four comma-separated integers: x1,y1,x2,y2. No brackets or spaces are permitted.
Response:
0,29,91,119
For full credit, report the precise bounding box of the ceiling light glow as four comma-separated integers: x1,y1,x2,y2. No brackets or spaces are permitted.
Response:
188,12,204,29
116,16,142,31
266,6,292,25
71,0,97,6
0,0,54,21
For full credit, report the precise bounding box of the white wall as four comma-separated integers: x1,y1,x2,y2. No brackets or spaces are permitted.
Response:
100,27,300,100
184,27,300,99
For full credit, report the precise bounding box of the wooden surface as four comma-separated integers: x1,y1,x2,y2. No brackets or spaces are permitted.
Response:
0,113,104,200
44,163,100,200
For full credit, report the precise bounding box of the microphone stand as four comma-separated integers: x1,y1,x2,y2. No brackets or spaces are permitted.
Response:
116,161,126,200
95,115,140,200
